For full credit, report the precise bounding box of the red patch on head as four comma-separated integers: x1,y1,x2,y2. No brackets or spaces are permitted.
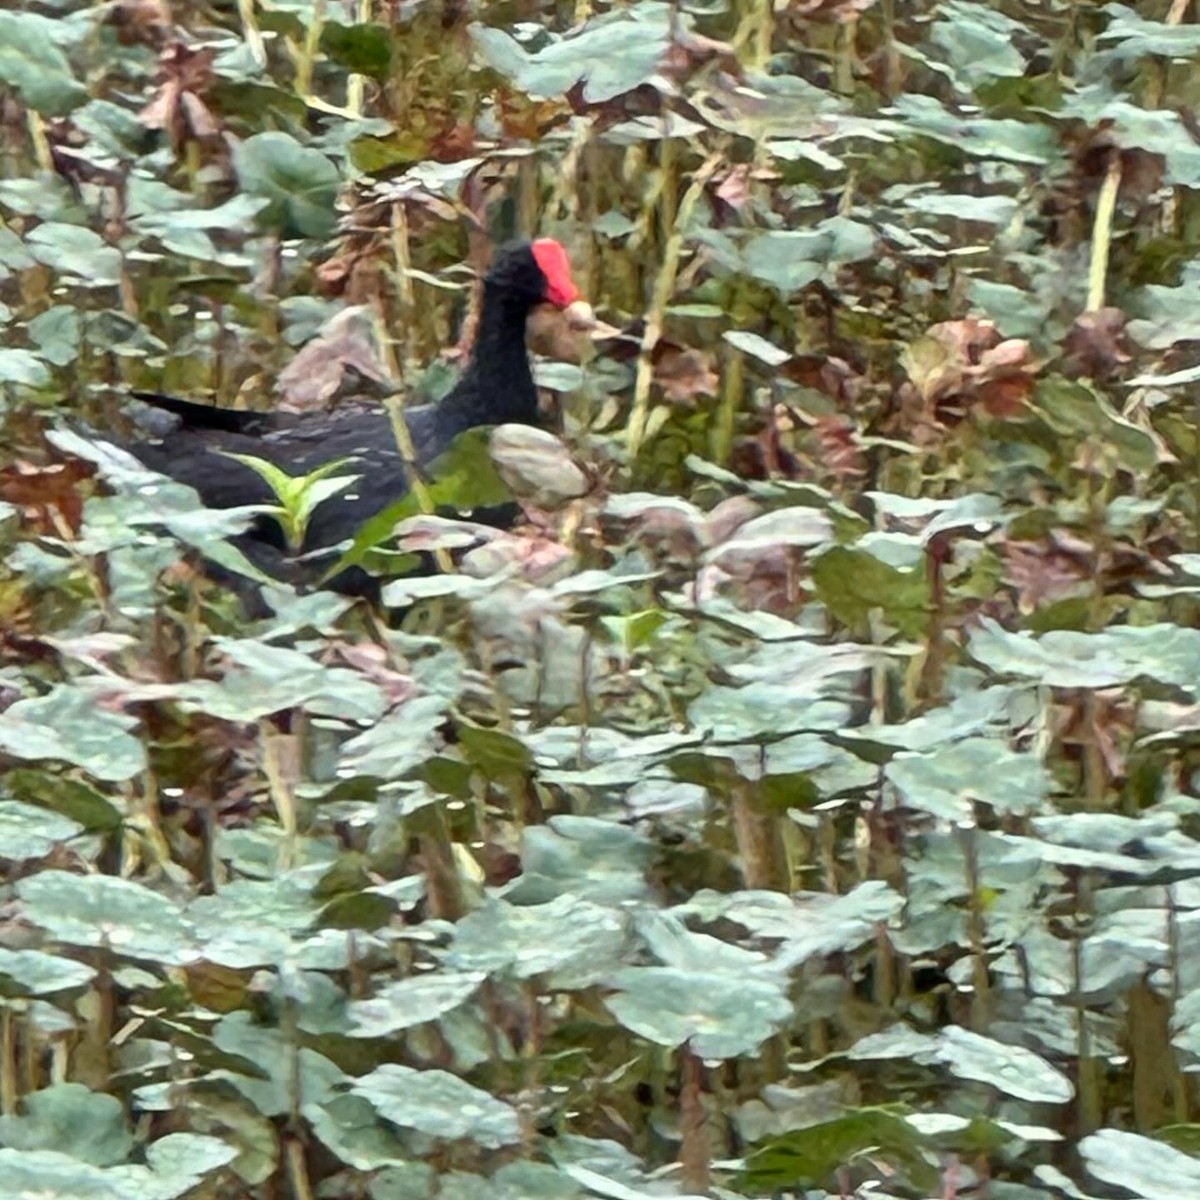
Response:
530,238,579,308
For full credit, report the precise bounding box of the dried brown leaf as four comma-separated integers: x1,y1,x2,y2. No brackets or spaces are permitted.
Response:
786,0,878,20
1002,540,1089,615
109,0,172,48
715,164,753,210
137,45,218,148
325,641,418,707
276,307,394,414
653,345,718,403
904,319,1038,421
1061,307,1131,381
813,413,866,480
0,460,92,535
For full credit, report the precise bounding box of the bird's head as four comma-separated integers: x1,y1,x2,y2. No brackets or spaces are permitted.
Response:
487,238,580,309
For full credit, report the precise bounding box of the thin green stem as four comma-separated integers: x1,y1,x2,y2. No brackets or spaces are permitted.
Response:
1086,153,1121,313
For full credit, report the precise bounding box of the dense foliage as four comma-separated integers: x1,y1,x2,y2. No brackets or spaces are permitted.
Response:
3,0,1200,1196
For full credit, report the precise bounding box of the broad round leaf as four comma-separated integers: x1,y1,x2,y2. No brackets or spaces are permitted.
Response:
489,425,589,508
233,132,340,238
350,1065,521,1149
0,1083,132,1167
1080,1128,1200,1200
605,965,791,1059
347,970,485,1038
16,872,190,963
0,947,96,997
0,801,83,860
448,897,626,986
0,13,86,115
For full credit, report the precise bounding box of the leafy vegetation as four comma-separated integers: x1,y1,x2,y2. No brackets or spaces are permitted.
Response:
3,0,1200,1197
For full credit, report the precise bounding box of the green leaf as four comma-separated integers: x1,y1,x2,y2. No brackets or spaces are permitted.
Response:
233,132,340,239
360,1161,437,1200
27,305,80,366
338,693,450,780
0,801,83,860
212,1010,345,1117
321,23,392,80
0,687,145,782
347,971,485,1038
214,453,294,503
742,1107,936,1192
0,227,35,274
144,1135,237,1192
1056,95,1200,187
723,330,791,365
24,224,122,285
968,618,1200,691
0,13,86,115
16,871,189,962
0,1084,132,1168
0,349,50,388
447,896,626,987
811,545,929,638
141,1090,276,1185
676,882,902,968
455,723,533,774
741,219,875,293
890,94,1056,164
173,637,386,723
129,193,270,261
0,175,84,221
1099,5,1200,62
503,817,656,906
927,1,1028,90
967,278,1052,340
350,1065,521,1148
471,4,674,104
218,451,360,548
0,1149,128,1200
850,1025,1074,1103
605,961,791,1059
306,1094,411,1171
3,771,123,832
0,947,96,998
885,737,1051,820
328,427,512,579
739,235,825,296
186,877,331,969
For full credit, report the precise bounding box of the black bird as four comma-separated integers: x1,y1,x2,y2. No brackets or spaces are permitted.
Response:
126,238,587,598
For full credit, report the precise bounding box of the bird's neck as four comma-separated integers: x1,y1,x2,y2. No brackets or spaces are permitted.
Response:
440,283,538,432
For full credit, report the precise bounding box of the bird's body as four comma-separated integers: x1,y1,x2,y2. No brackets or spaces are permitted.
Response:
125,238,584,597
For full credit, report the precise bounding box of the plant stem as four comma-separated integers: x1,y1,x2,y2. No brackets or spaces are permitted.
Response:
627,153,722,457
346,0,371,114
285,1138,315,1200
294,0,327,98
834,18,857,94
24,110,51,172
677,1046,710,1194
238,0,267,67
1085,153,1121,313
712,337,741,465
0,1008,15,1115
384,205,454,573
261,721,298,869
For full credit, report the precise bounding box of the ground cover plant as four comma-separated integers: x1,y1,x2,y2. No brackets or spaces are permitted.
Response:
3,0,1200,1197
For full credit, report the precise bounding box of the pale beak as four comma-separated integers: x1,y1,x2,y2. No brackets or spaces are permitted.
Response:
564,299,622,340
